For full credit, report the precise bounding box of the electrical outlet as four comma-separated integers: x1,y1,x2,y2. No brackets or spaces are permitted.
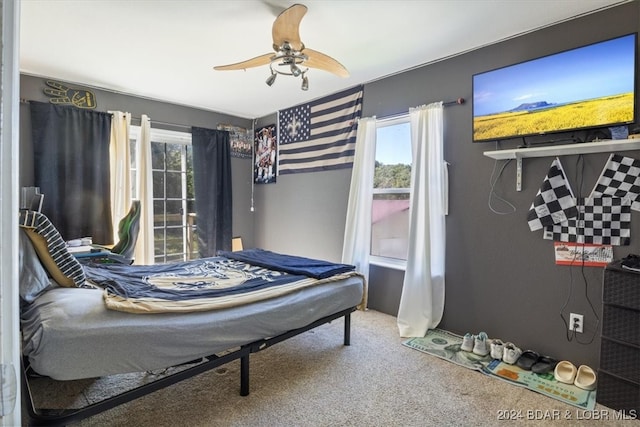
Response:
569,313,584,333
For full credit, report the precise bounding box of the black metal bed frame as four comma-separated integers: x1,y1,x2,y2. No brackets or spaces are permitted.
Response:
22,306,355,426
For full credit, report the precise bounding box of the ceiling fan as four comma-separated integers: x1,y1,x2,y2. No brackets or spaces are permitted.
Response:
213,3,349,90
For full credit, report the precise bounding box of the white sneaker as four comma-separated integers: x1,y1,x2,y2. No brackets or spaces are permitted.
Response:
490,339,505,360
502,342,522,364
473,332,490,356
460,333,474,352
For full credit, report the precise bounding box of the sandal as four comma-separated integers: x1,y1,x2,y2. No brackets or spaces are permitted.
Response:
516,350,539,370
554,360,577,384
574,365,597,390
531,355,559,374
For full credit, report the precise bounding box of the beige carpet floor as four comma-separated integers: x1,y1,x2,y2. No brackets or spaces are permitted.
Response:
24,309,638,426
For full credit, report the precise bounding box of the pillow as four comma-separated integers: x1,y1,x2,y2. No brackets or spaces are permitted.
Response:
19,210,86,288
18,228,56,302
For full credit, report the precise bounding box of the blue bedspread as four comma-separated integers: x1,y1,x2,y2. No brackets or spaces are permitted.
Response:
217,248,355,279
84,256,306,302
83,250,357,313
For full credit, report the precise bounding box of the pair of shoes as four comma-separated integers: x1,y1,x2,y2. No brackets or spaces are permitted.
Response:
516,351,559,373
490,339,504,359
554,361,597,390
502,342,522,364
460,332,490,356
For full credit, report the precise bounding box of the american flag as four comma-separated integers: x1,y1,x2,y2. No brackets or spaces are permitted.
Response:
278,85,363,175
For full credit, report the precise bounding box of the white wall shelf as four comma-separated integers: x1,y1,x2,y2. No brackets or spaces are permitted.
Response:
483,138,640,160
483,138,640,191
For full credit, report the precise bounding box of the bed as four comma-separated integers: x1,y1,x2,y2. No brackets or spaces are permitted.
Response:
18,211,365,426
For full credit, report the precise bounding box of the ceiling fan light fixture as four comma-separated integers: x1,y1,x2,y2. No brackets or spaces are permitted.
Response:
265,70,277,87
213,4,350,86
265,57,309,91
290,64,302,77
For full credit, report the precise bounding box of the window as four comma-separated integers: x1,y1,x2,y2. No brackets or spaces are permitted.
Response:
130,127,198,263
371,116,412,266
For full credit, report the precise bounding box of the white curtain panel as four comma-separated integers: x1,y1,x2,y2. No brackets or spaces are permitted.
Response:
108,111,132,244
397,102,446,337
134,115,154,265
342,117,377,305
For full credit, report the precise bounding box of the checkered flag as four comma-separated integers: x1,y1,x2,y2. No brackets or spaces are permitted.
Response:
590,154,640,211
527,158,577,231
543,196,631,246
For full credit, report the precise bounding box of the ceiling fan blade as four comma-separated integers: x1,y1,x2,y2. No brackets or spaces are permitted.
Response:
214,53,273,71
272,4,307,51
303,48,349,78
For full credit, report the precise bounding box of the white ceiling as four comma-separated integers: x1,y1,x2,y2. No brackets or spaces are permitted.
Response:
20,0,628,119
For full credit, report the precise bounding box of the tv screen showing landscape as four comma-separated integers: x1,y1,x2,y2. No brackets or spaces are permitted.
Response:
472,33,637,142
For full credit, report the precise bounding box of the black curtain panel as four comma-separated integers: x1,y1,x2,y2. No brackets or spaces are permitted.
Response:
30,101,113,244
192,127,233,257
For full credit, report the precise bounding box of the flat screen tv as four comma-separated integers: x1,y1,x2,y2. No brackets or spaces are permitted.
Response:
472,33,637,142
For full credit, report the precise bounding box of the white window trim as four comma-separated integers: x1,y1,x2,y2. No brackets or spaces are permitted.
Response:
373,187,410,195
130,126,192,145
370,255,407,271
376,114,409,128
370,114,411,271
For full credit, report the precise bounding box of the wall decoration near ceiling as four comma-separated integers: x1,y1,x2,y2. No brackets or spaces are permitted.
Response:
254,125,277,184
277,85,363,175
43,80,96,109
217,124,252,159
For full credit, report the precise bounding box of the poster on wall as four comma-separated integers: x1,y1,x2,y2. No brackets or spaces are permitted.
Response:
254,125,277,184
554,242,613,267
217,124,253,159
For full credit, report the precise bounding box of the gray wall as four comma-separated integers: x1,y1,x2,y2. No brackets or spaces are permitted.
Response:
255,2,640,369
18,2,640,370
250,118,352,262
19,74,256,248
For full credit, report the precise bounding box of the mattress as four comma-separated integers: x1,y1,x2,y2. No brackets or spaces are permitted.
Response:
21,275,364,381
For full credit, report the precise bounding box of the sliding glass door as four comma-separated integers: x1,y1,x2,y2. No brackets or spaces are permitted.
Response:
130,127,197,262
